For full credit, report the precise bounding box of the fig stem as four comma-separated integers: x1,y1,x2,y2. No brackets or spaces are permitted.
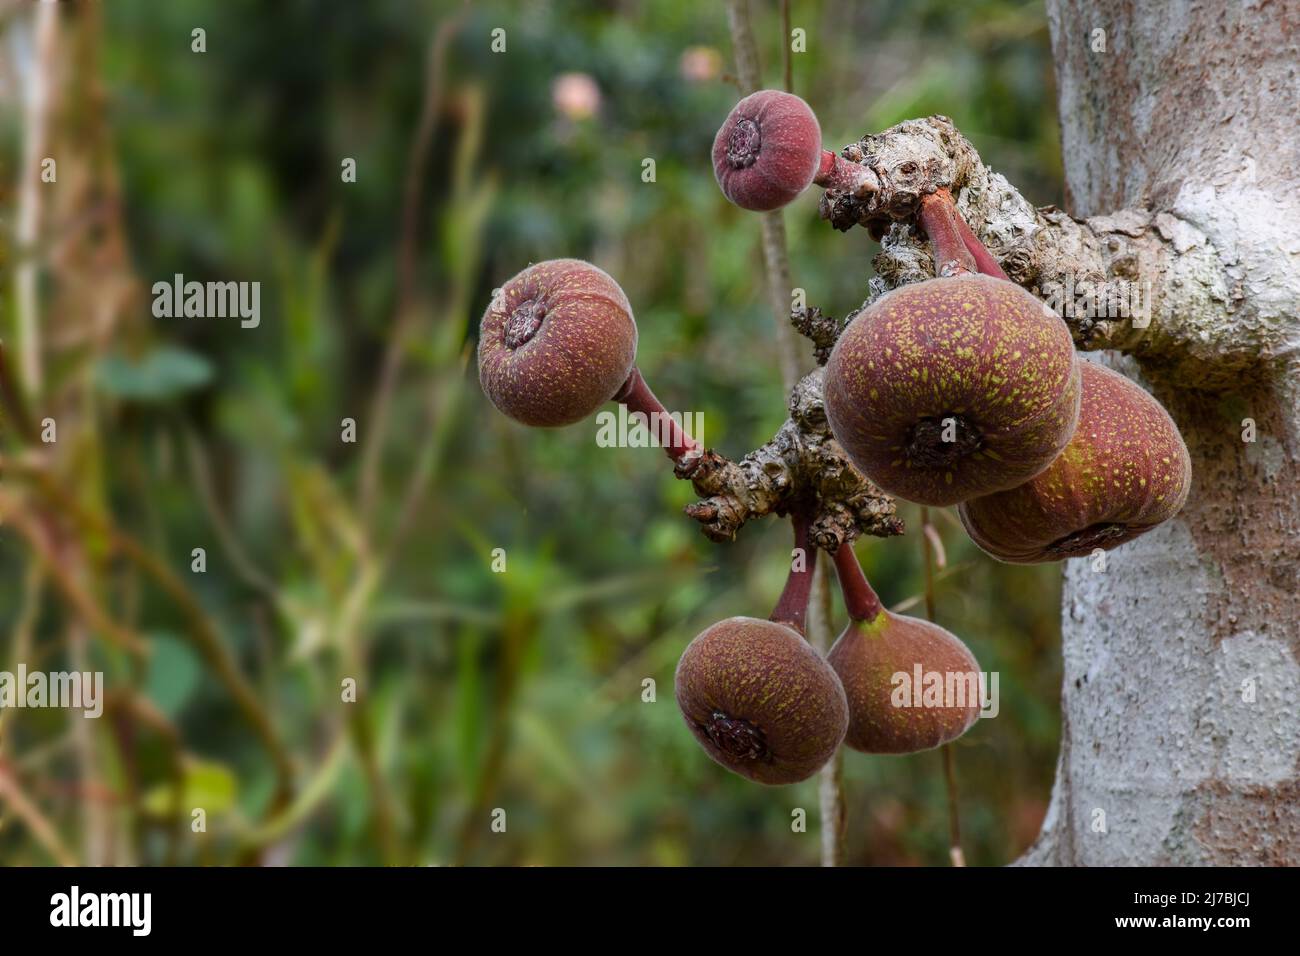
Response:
917,188,977,277
952,206,1009,280
769,510,817,636
813,149,879,196
613,367,702,463
831,540,884,622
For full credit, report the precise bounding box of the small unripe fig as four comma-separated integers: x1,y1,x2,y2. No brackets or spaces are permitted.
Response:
712,90,823,211
675,616,848,785
958,361,1192,562
827,611,982,755
477,259,637,427
824,274,1081,506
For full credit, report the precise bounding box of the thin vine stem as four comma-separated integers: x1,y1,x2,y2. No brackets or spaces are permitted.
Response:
920,506,964,866
781,0,792,93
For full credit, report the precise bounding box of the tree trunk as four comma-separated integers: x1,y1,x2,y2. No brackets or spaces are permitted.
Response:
1022,0,1300,865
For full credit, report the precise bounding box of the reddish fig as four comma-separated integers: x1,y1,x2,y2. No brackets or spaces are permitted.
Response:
478,259,637,427
828,615,982,754
827,543,981,754
675,616,848,785
824,273,1081,506
712,90,875,211
959,361,1192,562
675,515,847,785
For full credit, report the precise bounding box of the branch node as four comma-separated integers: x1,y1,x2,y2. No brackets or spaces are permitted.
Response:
680,369,901,547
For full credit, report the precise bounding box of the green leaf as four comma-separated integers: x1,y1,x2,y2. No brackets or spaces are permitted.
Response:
142,757,238,818
97,346,213,401
145,632,203,718
515,710,586,793
455,626,484,784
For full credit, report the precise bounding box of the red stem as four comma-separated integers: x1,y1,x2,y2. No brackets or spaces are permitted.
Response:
832,541,884,622
613,367,701,463
813,149,878,196
917,188,977,277
953,209,1009,280
770,511,817,636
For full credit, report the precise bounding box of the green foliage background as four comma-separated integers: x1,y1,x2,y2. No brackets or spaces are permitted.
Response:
0,0,1065,865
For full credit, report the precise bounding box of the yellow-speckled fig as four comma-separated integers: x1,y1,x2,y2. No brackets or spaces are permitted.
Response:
824,274,1081,507
958,361,1191,562
827,543,981,754
828,612,982,754
478,259,637,427
674,617,848,785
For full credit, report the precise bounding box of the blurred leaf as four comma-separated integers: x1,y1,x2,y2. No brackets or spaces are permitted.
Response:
455,625,485,783
544,566,698,613
96,346,213,401
145,632,203,718
515,710,586,793
142,757,238,818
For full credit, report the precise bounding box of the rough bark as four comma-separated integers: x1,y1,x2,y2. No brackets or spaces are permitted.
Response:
681,366,903,547
813,0,1300,865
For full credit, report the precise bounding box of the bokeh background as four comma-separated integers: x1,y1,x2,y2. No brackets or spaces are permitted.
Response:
0,0,1065,865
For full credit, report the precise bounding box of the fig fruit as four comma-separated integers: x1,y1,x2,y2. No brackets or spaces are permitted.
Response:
712,90,874,211
827,611,983,755
827,542,981,754
477,259,637,427
958,361,1192,562
712,89,822,211
675,616,848,785
824,273,1081,506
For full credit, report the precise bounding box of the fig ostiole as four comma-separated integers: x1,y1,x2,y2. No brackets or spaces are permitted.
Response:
825,272,1082,507
674,514,848,785
958,361,1192,563
827,542,982,755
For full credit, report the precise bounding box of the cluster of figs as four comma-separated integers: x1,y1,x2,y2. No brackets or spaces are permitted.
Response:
476,89,1191,786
